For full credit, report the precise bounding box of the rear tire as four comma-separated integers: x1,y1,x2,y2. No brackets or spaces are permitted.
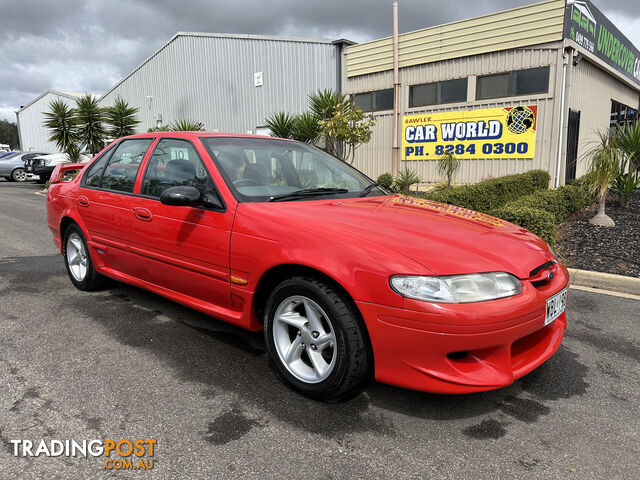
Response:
263,276,370,402
63,225,105,291
12,168,27,182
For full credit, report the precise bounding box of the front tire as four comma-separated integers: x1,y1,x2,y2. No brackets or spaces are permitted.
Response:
263,276,370,402
63,225,105,290
12,168,27,182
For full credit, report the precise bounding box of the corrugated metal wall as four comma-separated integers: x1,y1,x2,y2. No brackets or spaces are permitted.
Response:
101,34,340,134
16,91,78,153
566,57,640,179
345,45,564,184
346,0,565,77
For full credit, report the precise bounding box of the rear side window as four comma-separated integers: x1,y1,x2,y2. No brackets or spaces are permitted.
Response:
84,149,113,187
141,138,215,198
100,139,153,193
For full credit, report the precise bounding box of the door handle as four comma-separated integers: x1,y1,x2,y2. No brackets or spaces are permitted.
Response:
78,196,89,207
134,207,153,222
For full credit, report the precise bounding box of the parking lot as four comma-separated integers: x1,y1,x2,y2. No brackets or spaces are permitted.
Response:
0,180,638,479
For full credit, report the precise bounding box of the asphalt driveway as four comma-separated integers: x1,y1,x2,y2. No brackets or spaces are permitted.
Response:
0,181,638,479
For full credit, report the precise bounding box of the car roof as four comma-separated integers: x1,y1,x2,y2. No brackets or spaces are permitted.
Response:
117,131,290,142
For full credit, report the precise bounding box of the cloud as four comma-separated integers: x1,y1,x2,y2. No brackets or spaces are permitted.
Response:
1,0,639,122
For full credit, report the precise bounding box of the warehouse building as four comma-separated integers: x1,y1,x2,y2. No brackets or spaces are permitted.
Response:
16,90,84,152
17,33,350,153
343,0,640,186
100,32,351,134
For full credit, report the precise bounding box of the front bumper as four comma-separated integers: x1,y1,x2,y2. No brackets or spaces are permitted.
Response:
357,263,569,394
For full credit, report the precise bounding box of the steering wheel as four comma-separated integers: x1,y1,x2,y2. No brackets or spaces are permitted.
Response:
233,178,258,187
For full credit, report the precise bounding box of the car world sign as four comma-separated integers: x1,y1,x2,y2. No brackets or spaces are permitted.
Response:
402,105,537,161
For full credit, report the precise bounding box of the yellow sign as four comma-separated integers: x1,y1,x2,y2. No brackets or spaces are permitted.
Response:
402,105,538,160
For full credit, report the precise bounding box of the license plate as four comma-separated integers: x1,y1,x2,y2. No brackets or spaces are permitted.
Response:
545,288,567,326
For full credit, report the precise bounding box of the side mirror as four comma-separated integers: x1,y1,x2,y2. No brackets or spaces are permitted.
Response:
160,186,201,206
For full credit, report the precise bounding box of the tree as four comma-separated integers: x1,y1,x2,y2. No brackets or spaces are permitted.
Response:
616,120,640,176
265,112,296,139
104,97,140,138
292,112,320,143
318,101,376,163
43,99,79,157
147,125,170,132
612,121,640,208
75,94,106,154
0,119,20,150
586,130,621,227
309,89,348,118
393,168,420,195
437,152,461,188
169,119,205,131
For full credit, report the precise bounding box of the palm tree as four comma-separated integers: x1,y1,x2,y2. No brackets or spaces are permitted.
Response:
587,130,621,227
616,120,640,176
394,168,421,195
265,112,296,139
437,152,461,188
75,94,106,154
169,119,205,131
292,112,320,143
43,99,79,156
309,89,349,120
104,97,140,138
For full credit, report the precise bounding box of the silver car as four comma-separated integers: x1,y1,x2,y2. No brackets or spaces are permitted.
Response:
0,152,50,182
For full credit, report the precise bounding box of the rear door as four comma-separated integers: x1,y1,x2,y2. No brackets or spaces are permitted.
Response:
77,139,154,274
128,137,234,308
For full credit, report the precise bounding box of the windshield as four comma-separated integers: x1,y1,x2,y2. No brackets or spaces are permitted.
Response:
201,137,387,202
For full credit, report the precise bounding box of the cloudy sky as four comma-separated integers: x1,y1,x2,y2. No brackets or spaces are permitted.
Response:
1,0,639,122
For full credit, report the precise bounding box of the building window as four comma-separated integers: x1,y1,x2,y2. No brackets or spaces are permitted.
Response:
409,78,467,107
610,100,638,128
352,89,394,112
476,66,550,100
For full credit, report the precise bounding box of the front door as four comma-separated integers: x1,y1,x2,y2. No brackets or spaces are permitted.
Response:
77,139,153,274
128,137,234,309
565,109,581,184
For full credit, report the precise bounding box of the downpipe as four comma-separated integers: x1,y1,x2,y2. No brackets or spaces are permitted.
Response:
554,49,570,188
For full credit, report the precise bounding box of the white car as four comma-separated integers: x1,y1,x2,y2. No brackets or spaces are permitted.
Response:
25,153,91,183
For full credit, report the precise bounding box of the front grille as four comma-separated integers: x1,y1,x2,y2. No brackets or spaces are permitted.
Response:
528,261,557,288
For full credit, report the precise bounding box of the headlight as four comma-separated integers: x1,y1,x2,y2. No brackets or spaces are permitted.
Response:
390,272,522,303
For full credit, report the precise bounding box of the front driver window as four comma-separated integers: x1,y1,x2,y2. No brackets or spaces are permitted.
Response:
142,138,215,198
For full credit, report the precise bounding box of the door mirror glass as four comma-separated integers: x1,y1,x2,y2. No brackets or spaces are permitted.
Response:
160,186,202,206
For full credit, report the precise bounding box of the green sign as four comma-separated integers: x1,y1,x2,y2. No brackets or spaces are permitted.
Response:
563,0,640,87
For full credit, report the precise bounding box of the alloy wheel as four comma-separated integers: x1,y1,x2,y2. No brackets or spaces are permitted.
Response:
272,295,337,383
66,232,89,282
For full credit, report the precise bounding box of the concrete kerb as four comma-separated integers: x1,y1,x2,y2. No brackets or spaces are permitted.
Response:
568,268,640,296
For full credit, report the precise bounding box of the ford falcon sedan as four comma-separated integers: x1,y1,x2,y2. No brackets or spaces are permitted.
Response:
46,132,568,401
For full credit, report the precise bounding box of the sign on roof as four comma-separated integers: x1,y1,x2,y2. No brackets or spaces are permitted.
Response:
564,0,640,87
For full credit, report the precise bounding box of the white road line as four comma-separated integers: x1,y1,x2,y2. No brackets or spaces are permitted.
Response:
570,284,640,301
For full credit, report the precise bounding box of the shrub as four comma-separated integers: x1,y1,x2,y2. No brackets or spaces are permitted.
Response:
418,169,550,212
491,181,594,244
498,184,592,224
377,173,394,190
492,205,557,245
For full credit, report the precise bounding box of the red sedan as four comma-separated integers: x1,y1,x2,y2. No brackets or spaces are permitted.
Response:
46,132,568,401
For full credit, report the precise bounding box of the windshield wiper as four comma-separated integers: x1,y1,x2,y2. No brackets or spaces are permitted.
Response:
358,182,381,197
269,188,348,202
